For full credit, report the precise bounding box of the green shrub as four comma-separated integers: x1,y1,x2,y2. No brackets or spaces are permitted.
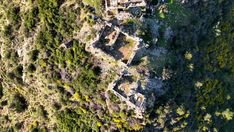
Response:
29,50,40,61
56,108,97,131
52,103,61,111
10,93,28,113
14,65,23,77
4,50,12,59
14,122,23,130
37,105,48,118
5,50,19,65
28,63,36,73
2,25,13,40
24,7,39,31
7,72,16,80
35,31,47,49
6,6,21,25
52,71,61,81
11,51,19,63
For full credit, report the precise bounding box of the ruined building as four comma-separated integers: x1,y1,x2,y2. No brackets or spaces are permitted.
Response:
87,0,150,118
93,23,140,65
105,0,147,19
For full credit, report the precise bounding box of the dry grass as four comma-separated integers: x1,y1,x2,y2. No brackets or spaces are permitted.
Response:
119,38,136,61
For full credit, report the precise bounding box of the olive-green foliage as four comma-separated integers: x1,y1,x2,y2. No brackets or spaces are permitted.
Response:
38,0,60,27
162,1,234,131
52,102,61,111
122,18,141,36
0,0,141,131
58,5,80,36
140,27,153,45
3,49,25,85
56,106,138,131
2,25,13,40
5,50,19,65
56,108,98,131
14,65,23,77
37,105,48,118
108,91,119,102
53,40,99,91
6,6,21,25
24,7,39,31
35,0,80,49
7,72,23,86
28,121,47,132
14,122,23,130
37,0,79,36
36,29,57,50
29,50,40,62
34,1,104,130
9,93,28,113
194,4,234,130
5,64,24,86
28,63,36,73
10,52,19,64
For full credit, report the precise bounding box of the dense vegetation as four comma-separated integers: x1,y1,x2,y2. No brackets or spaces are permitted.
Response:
0,0,142,131
147,0,234,131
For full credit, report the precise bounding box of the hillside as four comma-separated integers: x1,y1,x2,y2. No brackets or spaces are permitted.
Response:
0,0,233,131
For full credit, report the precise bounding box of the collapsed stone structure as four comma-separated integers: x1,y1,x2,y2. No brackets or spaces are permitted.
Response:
90,22,146,116
88,0,153,118
105,0,147,20
107,69,147,118
113,71,146,106
105,0,147,11
93,22,140,65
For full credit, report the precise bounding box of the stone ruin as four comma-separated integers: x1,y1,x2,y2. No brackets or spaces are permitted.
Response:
105,0,147,10
93,23,140,65
87,0,158,118
90,22,146,116
105,0,147,20
109,70,146,117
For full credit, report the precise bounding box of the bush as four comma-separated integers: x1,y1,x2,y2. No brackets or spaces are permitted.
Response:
7,72,23,85
14,122,23,130
5,50,19,65
37,105,48,118
2,25,13,40
14,65,23,77
28,63,36,73
24,7,39,31
52,71,61,81
52,102,61,111
4,49,12,59
10,51,19,63
29,50,40,62
6,6,21,25
10,93,28,113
